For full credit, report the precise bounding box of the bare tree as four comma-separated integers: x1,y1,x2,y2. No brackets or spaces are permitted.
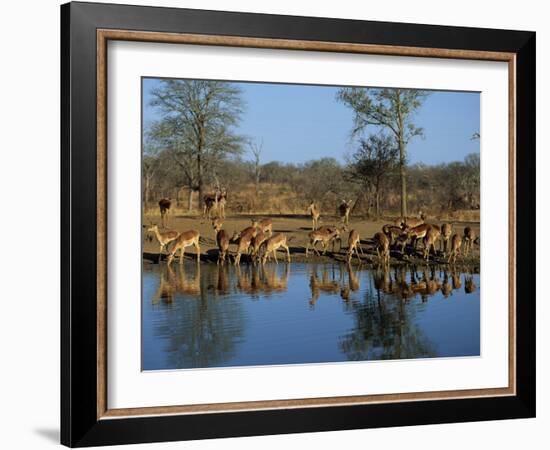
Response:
149,80,245,203
249,138,263,196
337,87,428,217
142,154,160,206
347,133,398,217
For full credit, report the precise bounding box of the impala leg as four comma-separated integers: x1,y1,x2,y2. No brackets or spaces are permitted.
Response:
273,250,278,264
313,242,321,257
179,247,185,264
285,245,291,262
195,243,201,262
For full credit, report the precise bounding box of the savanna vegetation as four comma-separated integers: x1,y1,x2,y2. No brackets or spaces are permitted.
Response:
143,80,479,221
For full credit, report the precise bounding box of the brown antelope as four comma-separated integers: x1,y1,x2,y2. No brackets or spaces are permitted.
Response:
440,223,453,254
260,233,291,264
463,226,476,256
306,228,340,257
232,228,256,266
307,201,321,231
346,230,365,263
382,224,404,245
216,229,230,265
211,217,224,234
251,218,273,236
338,200,352,231
203,188,227,219
218,189,227,219
147,224,179,258
447,234,462,264
373,232,390,265
422,226,441,260
250,230,269,263
167,230,201,265
405,223,431,251
234,226,258,240
158,198,171,228
427,223,441,233
394,213,425,229
316,225,341,252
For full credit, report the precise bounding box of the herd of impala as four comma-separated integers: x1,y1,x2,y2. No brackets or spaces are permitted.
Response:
147,198,478,266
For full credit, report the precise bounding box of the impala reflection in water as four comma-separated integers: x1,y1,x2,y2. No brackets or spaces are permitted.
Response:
142,262,480,370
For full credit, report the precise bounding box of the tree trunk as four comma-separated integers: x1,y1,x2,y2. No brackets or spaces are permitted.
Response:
197,124,205,204
144,175,151,207
396,91,408,218
187,189,194,212
197,153,204,205
375,188,380,219
399,157,407,217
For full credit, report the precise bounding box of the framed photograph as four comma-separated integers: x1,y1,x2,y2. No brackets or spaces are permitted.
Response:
61,1,535,447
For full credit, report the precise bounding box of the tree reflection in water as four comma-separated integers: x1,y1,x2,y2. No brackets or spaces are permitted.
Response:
149,262,246,369
338,265,478,361
144,261,479,370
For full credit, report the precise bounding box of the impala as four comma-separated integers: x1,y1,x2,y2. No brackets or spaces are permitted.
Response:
463,226,476,256
250,230,269,263
166,230,201,265
251,217,273,236
338,199,352,231
382,224,403,245
147,224,179,258
316,225,341,252
440,223,453,254
394,213,425,229
216,229,230,265
232,228,256,266
203,188,227,219
305,228,340,257
422,226,441,260
373,232,390,265
307,201,321,231
447,233,462,264
260,233,291,264
211,217,224,234
405,223,431,250
346,229,365,263
158,198,171,228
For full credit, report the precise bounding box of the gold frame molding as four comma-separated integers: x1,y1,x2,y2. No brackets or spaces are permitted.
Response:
96,29,516,420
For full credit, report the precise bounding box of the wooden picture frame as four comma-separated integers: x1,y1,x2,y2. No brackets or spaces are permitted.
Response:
61,1,535,447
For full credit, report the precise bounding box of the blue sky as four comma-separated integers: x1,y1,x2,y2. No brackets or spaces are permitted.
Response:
143,78,480,165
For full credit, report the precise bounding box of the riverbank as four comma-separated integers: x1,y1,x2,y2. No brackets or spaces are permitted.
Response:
143,214,480,268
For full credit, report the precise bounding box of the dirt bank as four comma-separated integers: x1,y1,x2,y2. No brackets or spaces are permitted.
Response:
143,213,480,268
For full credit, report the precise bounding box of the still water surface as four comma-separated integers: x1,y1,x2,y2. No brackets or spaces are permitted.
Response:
142,262,480,370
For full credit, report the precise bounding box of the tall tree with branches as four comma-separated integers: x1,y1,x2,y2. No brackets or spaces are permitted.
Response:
337,87,428,217
149,80,245,204
248,138,263,196
347,133,399,217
